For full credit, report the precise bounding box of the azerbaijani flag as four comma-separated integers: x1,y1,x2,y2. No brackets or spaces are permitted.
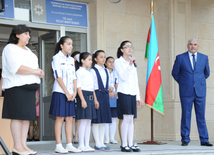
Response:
145,14,164,115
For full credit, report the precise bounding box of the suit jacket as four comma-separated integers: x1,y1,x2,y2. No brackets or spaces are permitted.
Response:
172,51,210,97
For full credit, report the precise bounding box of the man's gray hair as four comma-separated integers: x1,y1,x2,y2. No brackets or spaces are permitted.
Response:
187,38,200,45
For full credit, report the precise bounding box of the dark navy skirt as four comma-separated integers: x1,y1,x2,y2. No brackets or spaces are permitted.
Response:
109,97,117,117
49,92,75,117
117,93,137,119
92,90,112,124
2,84,39,121
74,99,77,118
76,90,96,120
111,108,118,117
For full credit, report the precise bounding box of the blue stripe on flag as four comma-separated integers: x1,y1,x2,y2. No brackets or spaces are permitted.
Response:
146,14,159,85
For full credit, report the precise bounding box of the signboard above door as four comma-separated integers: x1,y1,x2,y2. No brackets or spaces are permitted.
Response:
31,0,88,28
0,0,14,19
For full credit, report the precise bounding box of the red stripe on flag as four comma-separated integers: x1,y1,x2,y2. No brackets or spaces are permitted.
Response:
145,52,162,106
147,27,151,43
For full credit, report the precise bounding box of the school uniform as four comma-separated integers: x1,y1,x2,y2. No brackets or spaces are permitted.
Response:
74,60,79,118
90,64,112,123
76,67,96,120
114,56,140,119
108,70,118,117
49,51,76,117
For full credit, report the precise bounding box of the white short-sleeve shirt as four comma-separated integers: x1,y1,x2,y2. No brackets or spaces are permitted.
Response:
52,51,76,95
76,67,94,91
2,44,40,90
90,64,108,90
108,69,117,92
114,56,140,101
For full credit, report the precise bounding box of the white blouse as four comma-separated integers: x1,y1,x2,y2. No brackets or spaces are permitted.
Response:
76,67,94,91
114,56,140,101
90,64,108,90
2,44,40,90
108,69,118,92
52,51,76,95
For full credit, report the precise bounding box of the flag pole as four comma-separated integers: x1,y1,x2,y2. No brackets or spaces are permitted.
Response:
150,0,154,142
138,0,166,145
151,0,153,19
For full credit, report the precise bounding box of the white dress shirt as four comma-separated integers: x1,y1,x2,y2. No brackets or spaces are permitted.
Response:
188,51,197,70
52,51,76,95
2,44,40,90
76,67,94,91
90,64,108,90
114,56,140,101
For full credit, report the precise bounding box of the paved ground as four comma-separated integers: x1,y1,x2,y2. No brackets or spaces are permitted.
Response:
19,140,214,155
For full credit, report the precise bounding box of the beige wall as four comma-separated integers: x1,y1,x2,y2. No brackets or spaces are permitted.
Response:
89,0,214,141
191,0,214,139
0,0,213,145
90,0,152,141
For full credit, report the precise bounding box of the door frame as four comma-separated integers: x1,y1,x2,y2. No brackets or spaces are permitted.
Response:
38,31,59,141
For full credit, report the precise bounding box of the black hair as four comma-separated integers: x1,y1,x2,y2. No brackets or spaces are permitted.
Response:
7,24,31,44
92,50,105,68
104,56,114,68
54,36,72,55
71,51,81,71
79,52,91,67
71,51,81,58
117,40,132,58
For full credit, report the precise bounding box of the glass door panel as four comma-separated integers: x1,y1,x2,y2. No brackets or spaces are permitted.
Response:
65,32,87,52
38,31,58,141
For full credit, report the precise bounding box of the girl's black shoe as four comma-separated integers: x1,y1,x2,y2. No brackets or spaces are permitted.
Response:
121,146,133,152
130,145,141,152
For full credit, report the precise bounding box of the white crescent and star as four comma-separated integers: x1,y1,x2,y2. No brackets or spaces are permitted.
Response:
155,56,161,70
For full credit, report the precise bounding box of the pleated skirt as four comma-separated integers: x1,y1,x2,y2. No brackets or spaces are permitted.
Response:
76,90,96,120
111,108,118,118
92,90,112,124
49,92,75,117
117,92,137,119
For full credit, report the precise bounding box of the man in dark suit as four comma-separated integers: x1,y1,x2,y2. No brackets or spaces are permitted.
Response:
172,38,212,146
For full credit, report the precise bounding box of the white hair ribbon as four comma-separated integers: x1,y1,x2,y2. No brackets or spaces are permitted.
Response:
93,50,97,54
76,54,80,62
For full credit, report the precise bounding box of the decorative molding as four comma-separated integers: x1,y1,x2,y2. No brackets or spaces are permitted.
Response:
109,0,121,3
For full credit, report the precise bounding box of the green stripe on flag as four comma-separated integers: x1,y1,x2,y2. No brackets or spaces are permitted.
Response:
145,42,149,59
152,85,164,114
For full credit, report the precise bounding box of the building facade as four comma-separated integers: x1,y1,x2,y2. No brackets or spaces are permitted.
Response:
0,0,214,143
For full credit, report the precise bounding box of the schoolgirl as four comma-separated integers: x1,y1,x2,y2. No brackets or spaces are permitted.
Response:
90,50,112,150
104,56,118,144
49,36,81,154
114,40,143,152
71,51,81,144
76,52,98,152
71,51,81,71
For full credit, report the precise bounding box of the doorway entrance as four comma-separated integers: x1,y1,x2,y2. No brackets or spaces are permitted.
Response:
38,31,87,141
38,31,59,141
